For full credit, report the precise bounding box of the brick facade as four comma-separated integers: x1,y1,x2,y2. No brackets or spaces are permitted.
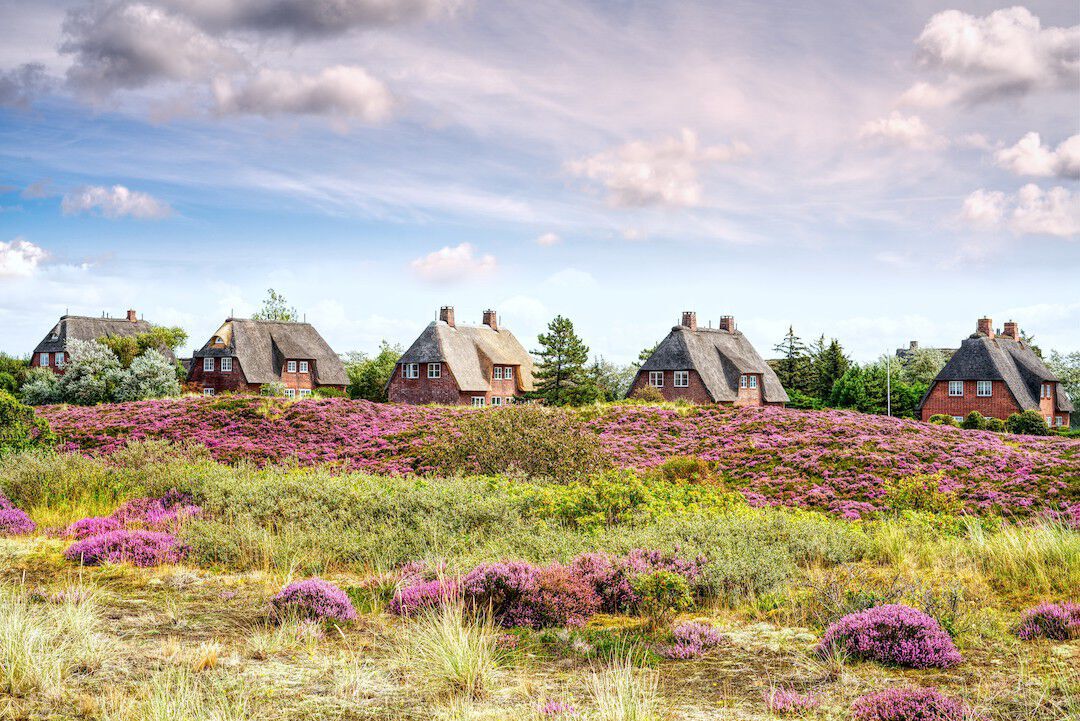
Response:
628,369,713,404
388,362,463,404
187,357,259,394
919,380,1020,421
29,351,68,374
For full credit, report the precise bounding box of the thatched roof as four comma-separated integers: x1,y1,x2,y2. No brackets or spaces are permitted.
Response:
639,326,789,403
192,318,347,386
33,315,177,363
397,320,535,393
921,334,1073,413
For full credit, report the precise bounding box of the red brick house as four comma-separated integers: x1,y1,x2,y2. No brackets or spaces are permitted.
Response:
629,312,789,406
918,317,1072,428
387,307,535,406
187,318,347,397
31,310,176,373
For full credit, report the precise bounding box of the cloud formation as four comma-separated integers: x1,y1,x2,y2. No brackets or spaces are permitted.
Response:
62,185,173,219
212,66,393,121
536,232,560,247
903,7,1079,107
0,63,50,108
567,129,750,208
858,112,947,150
409,242,496,283
995,132,1080,179
962,184,1079,238
0,238,48,278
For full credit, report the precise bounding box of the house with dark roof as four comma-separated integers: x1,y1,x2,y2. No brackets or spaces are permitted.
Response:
31,310,176,373
895,340,957,364
187,318,347,397
629,312,789,406
918,317,1072,428
388,307,535,406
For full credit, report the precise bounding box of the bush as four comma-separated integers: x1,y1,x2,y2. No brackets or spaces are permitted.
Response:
65,516,121,539
0,390,55,453
19,368,61,406
657,621,725,659
0,507,36,536
390,579,458,617
461,562,538,627
314,387,347,399
960,411,986,430
64,529,187,567
817,604,962,668
882,474,962,515
851,687,976,721
261,381,287,398
112,350,180,402
270,579,357,623
1014,602,1080,641
764,688,820,715
928,414,957,427
626,385,665,403
1006,410,1049,436
985,417,1006,432
528,564,600,628
631,570,693,630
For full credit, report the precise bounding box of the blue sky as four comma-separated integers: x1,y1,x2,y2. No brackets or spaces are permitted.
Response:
1,0,1078,363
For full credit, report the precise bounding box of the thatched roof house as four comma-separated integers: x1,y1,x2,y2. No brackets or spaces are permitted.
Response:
31,310,176,370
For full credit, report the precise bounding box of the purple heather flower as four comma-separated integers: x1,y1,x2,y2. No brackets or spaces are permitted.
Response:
271,578,357,623
539,700,580,716
1015,602,1080,641
852,686,980,721
64,529,187,567
66,516,122,539
817,604,962,669
764,687,820,715
0,508,36,536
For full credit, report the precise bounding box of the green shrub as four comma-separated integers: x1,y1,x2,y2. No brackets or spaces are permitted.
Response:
314,387,347,399
260,381,287,398
0,391,55,455
1006,410,1049,436
960,411,986,430
985,417,1006,433
644,456,719,485
882,474,963,515
631,571,693,630
627,385,665,403
928,414,957,427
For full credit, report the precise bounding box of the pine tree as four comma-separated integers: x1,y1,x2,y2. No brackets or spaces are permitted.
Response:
252,289,298,322
533,315,590,406
772,326,811,393
811,338,850,400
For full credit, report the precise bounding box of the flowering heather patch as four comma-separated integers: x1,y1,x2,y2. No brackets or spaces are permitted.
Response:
0,507,36,536
388,578,459,617
64,489,200,540
65,516,122,539
528,564,600,628
818,605,962,669
64,529,187,567
539,700,580,716
764,687,820,715
462,562,539,628
39,399,1080,518
657,621,725,659
851,687,978,721
270,579,357,624
1015,602,1080,641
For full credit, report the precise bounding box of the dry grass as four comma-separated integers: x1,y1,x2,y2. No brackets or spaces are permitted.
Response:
587,652,661,721
403,601,507,700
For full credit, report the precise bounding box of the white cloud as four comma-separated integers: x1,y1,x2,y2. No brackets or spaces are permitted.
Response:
995,132,1080,179
536,232,560,247
962,184,1079,238
212,66,394,123
0,238,48,277
566,129,750,208
955,133,997,150
409,242,496,283
858,112,947,150
61,185,173,219
904,7,1079,107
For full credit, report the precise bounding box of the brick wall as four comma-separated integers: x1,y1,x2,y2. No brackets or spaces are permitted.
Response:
30,352,66,375
388,362,462,404
919,380,1020,421
627,369,714,404
187,356,258,394
734,374,764,407
280,360,315,392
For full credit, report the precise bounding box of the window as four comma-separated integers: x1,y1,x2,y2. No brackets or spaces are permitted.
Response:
1046,416,1053,426
203,387,215,396
472,396,485,406
749,375,758,389
494,367,503,380
649,371,664,387
40,353,49,367
404,363,419,379
740,375,748,389
504,367,513,382
492,396,502,406
428,363,441,379
299,361,309,373
284,388,296,399
948,381,964,397
55,352,65,367
287,361,297,373
220,357,232,372
505,397,514,405
976,380,991,397
203,357,214,372
1056,416,1063,427
1042,383,1053,399
673,371,689,387
299,389,312,398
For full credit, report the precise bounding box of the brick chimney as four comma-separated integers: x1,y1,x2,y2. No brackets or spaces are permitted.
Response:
439,306,455,327
1002,320,1019,340
681,311,697,331
976,317,993,338
126,309,138,323
482,309,498,331
718,315,736,333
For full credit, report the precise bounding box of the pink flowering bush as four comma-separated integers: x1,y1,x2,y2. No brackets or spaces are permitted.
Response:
539,700,580,716
764,687,820,715
65,489,201,540
0,507,36,536
658,621,725,659
1015,602,1080,641
64,529,187,567
66,516,122,539
817,605,962,669
270,578,357,623
528,564,600,628
852,687,978,721
388,578,459,617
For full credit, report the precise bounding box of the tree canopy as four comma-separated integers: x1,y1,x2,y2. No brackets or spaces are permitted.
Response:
533,315,591,406
252,289,299,322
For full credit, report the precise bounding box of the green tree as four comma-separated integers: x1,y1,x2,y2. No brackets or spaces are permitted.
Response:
0,353,30,393
1045,350,1078,427
587,357,636,402
252,289,298,322
533,315,590,406
344,342,403,402
0,390,55,454
19,367,60,406
113,350,181,402
1006,410,1049,436
57,339,125,406
99,326,188,367
811,337,850,400
901,347,947,386
772,326,812,394
632,342,659,370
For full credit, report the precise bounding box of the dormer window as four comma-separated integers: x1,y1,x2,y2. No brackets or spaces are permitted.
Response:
203,357,214,372
504,367,513,382
287,361,297,373
1041,383,1052,399
749,375,758,389
494,367,503,380
299,361,309,373
740,374,748,389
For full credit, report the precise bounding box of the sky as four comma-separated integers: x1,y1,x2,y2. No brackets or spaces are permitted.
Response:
0,0,1078,364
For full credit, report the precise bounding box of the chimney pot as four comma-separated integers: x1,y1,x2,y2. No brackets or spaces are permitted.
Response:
681,311,697,331
718,315,736,333
439,306,455,327
1002,321,1019,340
909,340,918,350
482,309,498,331
976,317,993,338
126,309,138,322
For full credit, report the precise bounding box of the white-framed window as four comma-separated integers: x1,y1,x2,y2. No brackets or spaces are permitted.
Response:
504,367,513,382
287,361,297,373
740,375,748,389
299,361,309,373
749,375,759,389
505,397,514,404
649,371,663,387
492,396,502,406
220,357,232,372
673,370,689,387
40,352,49,367
203,357,214,372
404,363,419,379
976,380,992,397
203,387,215,396
952,416,964,423
494,367,503,380
472,396,485,406
948,381,964,397
55,352,65,367
1041,383,1052,399
1055,416,1063,427
1046,416,1052,426
428,362,441,379
284,388,296,399
299,389,312,398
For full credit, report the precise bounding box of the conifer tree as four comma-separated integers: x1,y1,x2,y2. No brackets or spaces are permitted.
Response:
772,326,811,393
533,315,590,406
812,338,850,400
